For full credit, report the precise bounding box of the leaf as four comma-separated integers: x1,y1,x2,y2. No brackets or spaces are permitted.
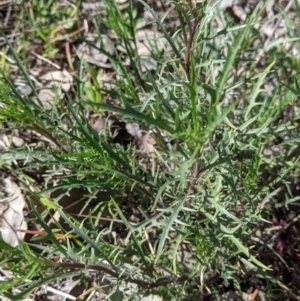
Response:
215,25,250,103
201,209,271,270
57,207,118,272
208,197,242,223
87,101,175,133
244,61,276,119
155,197,187,264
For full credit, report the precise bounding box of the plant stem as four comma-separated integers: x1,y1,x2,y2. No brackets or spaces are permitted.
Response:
188,159,201,193
184,16,199,79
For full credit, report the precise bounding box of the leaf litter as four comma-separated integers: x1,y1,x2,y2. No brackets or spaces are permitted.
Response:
77,33,115,68
0,177,27,247
91,114,156,153
37,69,73,110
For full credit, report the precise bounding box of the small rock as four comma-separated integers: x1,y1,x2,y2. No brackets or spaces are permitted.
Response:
12,136,25,147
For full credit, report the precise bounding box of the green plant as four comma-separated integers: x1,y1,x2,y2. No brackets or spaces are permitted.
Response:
1,0,300,300
19,0,80,57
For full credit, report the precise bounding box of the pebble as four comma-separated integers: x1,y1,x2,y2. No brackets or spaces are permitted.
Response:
12,136,25,147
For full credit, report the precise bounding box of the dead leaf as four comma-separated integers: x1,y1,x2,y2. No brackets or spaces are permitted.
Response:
140,56,157,71
37,88,63,110
15,229,74,240
136,29,170,51
242,289,259,301
81,2,103,10
90,114,106,133
14,78,32,96
90,115,156,152
124,122,140,137
140,131,156,153
37,69,73,109
0,178,27,247
126,123,156,153
0,134,9,150
118,29,170,71
219,0,238,9
40,69,73,92
78,34,114,68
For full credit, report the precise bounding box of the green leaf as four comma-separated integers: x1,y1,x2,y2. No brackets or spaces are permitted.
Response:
244,61,276,120
86,101,175,133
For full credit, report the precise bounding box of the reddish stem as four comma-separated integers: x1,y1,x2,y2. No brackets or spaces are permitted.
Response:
185,19,199,80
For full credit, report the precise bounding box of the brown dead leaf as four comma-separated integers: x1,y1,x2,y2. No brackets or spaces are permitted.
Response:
126,123,156,153
90,114,106,133
15,228,74,240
